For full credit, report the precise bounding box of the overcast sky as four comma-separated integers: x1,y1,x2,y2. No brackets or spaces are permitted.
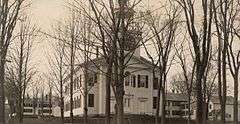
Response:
26,0,237,95
28,0,160,75
29,0,66,75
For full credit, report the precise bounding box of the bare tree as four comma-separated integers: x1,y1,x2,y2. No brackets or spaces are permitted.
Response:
46,24,69,123
213,0,240,123
228,26,240,124
79,1,145,124
5,17,37,123
33,86,39,116
142,4,180,124
202,48,218,123
47,9,96,123
72,1,115,123
175,0,214,124
174,37,196,124
0,0,26,123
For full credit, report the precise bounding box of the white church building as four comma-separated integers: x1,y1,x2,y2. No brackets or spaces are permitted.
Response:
61,46,189,117
63,48,159,117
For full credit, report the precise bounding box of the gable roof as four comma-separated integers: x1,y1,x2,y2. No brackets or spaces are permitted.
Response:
211,95,234,105
64,55,157,82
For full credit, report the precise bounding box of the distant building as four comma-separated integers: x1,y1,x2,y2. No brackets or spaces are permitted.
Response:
23,96,52,116
208,96,240,122
164,93,189,118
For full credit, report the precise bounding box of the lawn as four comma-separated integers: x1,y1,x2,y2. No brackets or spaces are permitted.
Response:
7,116,235,124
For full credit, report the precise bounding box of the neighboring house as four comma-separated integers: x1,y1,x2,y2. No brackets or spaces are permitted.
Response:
152,93,189,118
165,93,189,118
23,97,52,116
208,96,240,122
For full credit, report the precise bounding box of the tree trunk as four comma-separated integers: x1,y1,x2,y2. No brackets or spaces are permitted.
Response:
203,101,209,124
187,93,191,124
18,96,23,123
83,70,88,124
155,88,160,124
105,62,112,124
0,59,6,124
221,24,228,123
116,95,124,124
116,65,124,124
196,65,204,124
41,93,44,117
70,39,74,124
60,96,64,124
233,75,238,124
222,53,227,124
217,36,224,124
161,79,166,124
60,82,64,124
60,48,64,124
160,91,165,124
154,70,160,124
49,90,52,116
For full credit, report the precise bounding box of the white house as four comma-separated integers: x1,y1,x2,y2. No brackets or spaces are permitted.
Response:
23,97,52,116
164,93,189,118
63,47,160,117
60,44,193,118
208,96,240,122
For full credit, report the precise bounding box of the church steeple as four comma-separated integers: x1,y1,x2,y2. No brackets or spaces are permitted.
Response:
114,2,142,58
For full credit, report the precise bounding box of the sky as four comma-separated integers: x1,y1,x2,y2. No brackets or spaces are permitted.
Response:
28,0,161,75
26,0,238,95
29,0,66,75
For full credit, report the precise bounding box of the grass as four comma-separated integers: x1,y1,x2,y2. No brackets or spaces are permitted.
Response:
7,116,236,124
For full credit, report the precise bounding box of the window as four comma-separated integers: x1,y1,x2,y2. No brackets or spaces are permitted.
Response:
124,98,130,107
24,109,33,113
73,78,77,90
76,77,80,89
153,78,158,89
179,104,185,109
79,75,82,87
131,75,136,87
145,75,149,88
24,103,32,107
185,104,189,109
137,75,148,88
137,75,141,87
74,98,76,109
77,95,81,108
125,75,130,86
89,73,97,86
172,110,184,116
153,97,157,109
74,96,81,108
43,109,51,113
167,101,171,106
94,73,98,84
65,102,70,111
65,86,68,93
172,101,181,106
88,94,94,107
166,110,170,115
